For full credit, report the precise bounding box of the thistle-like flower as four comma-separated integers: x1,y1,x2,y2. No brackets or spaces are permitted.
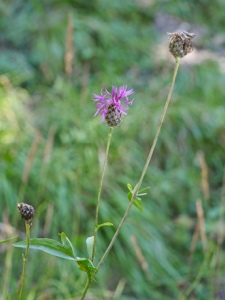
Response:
168,31,195,58
18,203,35,225
93,85,134,127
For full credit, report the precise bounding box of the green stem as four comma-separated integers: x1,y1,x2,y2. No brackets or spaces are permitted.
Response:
18,222,30,300
79,58,180,299
80,277,91,300
91,127,114,262
97,57,180,269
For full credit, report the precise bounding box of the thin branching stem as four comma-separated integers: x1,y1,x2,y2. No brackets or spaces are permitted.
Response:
80,58,180,299
18,222,30,300
97,57,180,269
91,127,114,262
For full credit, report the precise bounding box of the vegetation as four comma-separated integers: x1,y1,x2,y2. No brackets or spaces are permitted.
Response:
1,0,225,299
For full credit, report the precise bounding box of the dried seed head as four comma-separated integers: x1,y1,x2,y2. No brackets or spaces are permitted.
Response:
105,103,123,127
168,31,195,58
17,203,35,224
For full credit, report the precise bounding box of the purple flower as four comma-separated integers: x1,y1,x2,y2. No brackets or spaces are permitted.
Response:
93,85,134,123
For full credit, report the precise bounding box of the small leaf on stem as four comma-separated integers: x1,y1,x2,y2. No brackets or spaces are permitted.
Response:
76,258,98,280
86,236,94,259
95,222,114,232
127,183,150,212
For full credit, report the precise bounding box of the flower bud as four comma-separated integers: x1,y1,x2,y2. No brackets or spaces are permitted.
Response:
17,203,35,224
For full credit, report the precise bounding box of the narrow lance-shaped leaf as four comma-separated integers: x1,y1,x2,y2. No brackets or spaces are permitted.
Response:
0,236,18,245
95,222,114,232
14,232,97,278
60,232,76,257
128,191,143,212
13,232,76,260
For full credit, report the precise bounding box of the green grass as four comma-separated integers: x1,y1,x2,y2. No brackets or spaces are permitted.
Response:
1,0,225,299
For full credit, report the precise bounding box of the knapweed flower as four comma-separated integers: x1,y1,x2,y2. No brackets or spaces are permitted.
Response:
18,203,35,225
168,31,195,58
93,85,134,127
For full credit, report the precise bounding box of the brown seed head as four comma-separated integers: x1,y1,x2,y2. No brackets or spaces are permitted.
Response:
17,203,35,224
168,31,195,58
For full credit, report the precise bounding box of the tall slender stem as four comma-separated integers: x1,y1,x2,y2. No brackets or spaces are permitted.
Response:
91,127,114,262
98,57,180,269
80,58,180,299
18,223,30,300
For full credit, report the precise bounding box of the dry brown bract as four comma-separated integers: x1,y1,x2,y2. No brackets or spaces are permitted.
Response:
168,31,195,58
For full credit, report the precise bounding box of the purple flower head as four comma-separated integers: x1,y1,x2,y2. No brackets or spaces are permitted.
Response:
93,85,134,123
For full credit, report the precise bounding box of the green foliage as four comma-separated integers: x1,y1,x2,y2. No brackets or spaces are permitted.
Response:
0,236,18,245
1,0,225,299
95,222,114,232
76,259,97,281
127,183,149,212
14,232,76,260
14,232,97,281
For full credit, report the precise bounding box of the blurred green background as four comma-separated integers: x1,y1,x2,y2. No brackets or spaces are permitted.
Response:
1,0,225,299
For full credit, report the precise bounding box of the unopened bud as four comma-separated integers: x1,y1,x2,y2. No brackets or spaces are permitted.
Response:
17,203,35,225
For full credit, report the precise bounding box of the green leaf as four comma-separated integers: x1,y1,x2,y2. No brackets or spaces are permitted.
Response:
138,187,150,193
13,232,97,278
95,222,114,232
86,236,94,259
128,191,132,201
127,183,133,192
132,198,143,212
59,232,76,257
127,183,150,212
13,232,76,260
0,236,18,245
76,258,98,280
